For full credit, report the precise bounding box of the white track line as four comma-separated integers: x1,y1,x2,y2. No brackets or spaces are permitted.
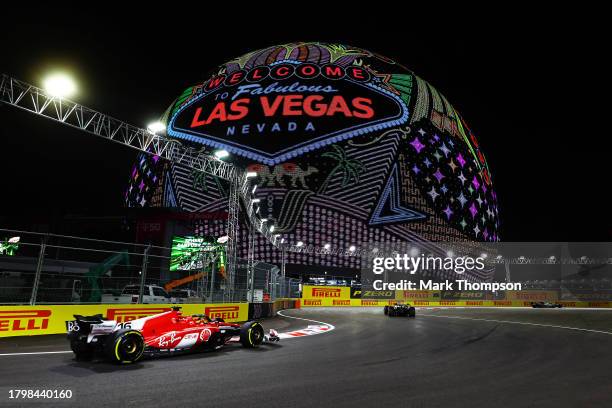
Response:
0,350,72,357
276,310,335,338
420,314,612,335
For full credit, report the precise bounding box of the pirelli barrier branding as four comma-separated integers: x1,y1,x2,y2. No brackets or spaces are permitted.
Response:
300,286,612,308
0,303,248,338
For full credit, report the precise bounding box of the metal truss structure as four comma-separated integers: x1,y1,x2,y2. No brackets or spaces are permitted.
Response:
0,74,360,295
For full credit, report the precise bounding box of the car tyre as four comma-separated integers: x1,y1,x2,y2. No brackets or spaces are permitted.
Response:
104,329,145,364
240,321,264,348
383,306,389,315
408,307,416,318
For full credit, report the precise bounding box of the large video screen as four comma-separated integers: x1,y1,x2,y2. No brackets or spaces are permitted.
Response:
170,236,217,271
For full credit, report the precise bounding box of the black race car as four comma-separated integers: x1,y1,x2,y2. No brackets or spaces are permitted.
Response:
384,302,416,317
531,301,563,308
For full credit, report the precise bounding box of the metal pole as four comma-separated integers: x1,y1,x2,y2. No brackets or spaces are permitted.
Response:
209,258,216,303
281,247,286,278
138,244,151,304
29,236,47,306
247,226,255,302
505,261,511,283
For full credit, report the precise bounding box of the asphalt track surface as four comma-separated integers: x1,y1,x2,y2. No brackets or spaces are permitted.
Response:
2,307,612,407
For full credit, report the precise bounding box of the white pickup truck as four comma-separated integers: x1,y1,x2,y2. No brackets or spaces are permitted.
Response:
101,285,172,304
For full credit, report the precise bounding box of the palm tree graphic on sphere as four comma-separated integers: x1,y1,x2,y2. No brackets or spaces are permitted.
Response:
318,145,366,194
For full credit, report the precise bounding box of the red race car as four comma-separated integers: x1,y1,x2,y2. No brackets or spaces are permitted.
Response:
66,307,279,363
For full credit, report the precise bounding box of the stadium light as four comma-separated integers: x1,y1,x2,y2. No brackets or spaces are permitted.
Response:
43,72,76,98
324,243,331,250
349,245,356,252
269,225,275,232
251,198,261,204
214,150,229,159
296,241,304,247
217,235,229,244
147,121,166,134
251,185,257,194
246,171,257,178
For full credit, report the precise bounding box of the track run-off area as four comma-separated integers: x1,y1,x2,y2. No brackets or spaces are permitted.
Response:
1,307,612,407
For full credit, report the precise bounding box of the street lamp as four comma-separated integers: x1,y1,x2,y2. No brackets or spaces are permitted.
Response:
43,73,76,98
147,121,166,134
214,150,229,159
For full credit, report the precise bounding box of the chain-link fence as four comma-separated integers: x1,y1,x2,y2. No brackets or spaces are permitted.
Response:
0,228,297,305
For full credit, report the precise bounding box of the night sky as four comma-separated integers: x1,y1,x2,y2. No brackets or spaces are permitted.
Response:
0,8,600,241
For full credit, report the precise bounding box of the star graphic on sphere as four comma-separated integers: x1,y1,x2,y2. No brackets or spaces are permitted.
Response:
140,196,147,206
468,185,474,194
476,196,484,206
460,218,467,229
443,205,453,220
448,160,458,172
410,137,425,153
440,185,448,194
456,153,466,167
457,192,468,207
472,176,481,190
418,128,426,136
483,228,489,240
428,187,439,201
424,158,432,168
482,183,487,194
139,180,145,191
412,165,420,174
433,151,443,161
440,143,451,157
448,139,454,147
469,202,478,218
433,133,440,141
458,172,467,184
481,214,486,224
473,225,480,236
433,168,445,182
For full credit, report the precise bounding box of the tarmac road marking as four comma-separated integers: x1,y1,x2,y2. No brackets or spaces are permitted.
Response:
276,310,335,338
0,350,72,357
420,314,612,335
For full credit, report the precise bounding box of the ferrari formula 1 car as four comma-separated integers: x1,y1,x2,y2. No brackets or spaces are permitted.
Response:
384,302,416,317
66,307,279,363
531,301,563,308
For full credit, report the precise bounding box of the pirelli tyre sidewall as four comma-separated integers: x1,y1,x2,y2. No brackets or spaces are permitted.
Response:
104,329,145,364
240,321,264,348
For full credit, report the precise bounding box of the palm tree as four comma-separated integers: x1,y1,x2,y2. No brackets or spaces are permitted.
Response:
318,145,366,193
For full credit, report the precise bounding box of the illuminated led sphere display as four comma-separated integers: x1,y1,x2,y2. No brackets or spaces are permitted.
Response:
126,42,500,270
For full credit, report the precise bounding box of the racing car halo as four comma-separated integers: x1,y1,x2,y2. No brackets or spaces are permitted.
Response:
66,307,279,363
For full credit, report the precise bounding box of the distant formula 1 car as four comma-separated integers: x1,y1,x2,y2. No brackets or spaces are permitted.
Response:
66,307,279,363
531,301,563,308
384,302,416,317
